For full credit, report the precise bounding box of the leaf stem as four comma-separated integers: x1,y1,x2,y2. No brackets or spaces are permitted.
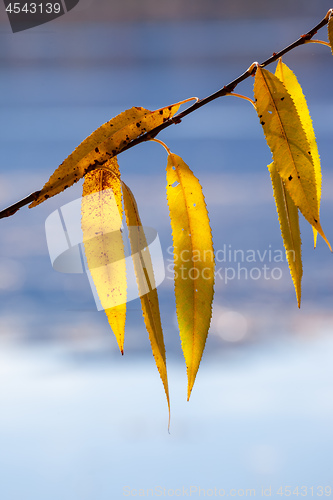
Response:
304,39,331,47
225,92,257,108
151,138,172,155
0,10,332,220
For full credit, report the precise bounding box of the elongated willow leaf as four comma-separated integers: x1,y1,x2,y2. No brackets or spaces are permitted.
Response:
275,59,321,248
166,153,215,400
81,158,126,354
328,16,333,54
268,162,302,307
254,66,331,250
30,101,186,208
121,181,170,425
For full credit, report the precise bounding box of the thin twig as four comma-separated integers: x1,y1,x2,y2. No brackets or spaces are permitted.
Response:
1,9,332,220
0,191,40,219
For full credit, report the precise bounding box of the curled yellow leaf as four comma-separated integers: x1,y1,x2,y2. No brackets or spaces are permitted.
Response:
166,153,215,400
268,162,302,307
121,181,170,426
254,66,330,250
30,99,194,208
81,158,126,354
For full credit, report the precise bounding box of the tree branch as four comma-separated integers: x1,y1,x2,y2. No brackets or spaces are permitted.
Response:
1,9,332,220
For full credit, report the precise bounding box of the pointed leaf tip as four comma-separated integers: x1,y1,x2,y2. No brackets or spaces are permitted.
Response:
268,162,302,308
166,153,215,400
121,181,170,425
81,158,127,353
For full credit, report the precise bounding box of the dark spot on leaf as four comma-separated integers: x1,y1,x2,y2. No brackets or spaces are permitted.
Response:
314,218,318,223
298,175,300,179
288,175,293,181
136,122,141,127
64,185,69,189
44,195,49,199
261,121,265,125
308,151,311,155
112,150,117,155
281,97,285,101
95,147,99,153
259,115,262,118
159,110,163,115
168,106,172,110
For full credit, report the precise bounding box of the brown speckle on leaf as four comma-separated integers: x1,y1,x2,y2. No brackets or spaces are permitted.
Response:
95,147,99,153
288,175,293,181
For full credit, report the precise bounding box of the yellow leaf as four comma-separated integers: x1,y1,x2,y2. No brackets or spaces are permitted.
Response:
275,59,321,248
166,153,215,400
328,16,333,54
254,66,331,250
81,158,126,354
121,181,170,426
29,101,186,208
268,162,302,307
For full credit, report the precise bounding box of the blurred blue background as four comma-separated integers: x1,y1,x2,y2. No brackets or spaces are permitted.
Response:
1,1,333,498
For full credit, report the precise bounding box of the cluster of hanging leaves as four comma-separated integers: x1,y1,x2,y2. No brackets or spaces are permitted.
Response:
23,15,333,425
